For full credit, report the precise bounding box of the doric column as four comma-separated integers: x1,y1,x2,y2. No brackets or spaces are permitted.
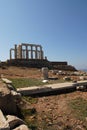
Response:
14,44,17,59
10,49,15,60
17,45,22,59
31,45,33,59
41,50,44,59
26,45,28,59
10,49,12,60
19,45,23,59
38,51,41,59
35,46,37,59
22,50,25,59
39,46,43,59
20,45,22,59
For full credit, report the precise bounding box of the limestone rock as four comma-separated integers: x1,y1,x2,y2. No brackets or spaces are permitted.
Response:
42,80,48,83
6,115,25,129
0,109,10,130
11,90,21,102
13,124,30,130
42,67,48,80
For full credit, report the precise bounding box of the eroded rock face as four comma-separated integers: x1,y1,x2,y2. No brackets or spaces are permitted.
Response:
0,80,30,129
0,81,18,115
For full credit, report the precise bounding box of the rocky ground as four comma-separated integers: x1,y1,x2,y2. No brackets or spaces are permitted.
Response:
0,66,87,130
0,66,41,79
21,91,87,130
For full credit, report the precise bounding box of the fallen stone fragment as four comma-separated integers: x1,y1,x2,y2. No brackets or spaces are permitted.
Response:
6,115,25,129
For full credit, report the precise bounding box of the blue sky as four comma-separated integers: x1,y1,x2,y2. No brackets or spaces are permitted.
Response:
0,0,87,69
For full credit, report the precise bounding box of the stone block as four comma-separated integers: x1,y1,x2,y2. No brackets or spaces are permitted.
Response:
42,67,48,80
6,115,25,129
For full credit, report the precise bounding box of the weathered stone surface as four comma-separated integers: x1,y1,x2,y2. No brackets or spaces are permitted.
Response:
13,124,30,130
0,81,18,115
0,80,29,129
0,109,10,130
6,115,25,129
11,90,21,102
0,81,10,96
42,67,48,80
1,78,12,84
10,43,44,60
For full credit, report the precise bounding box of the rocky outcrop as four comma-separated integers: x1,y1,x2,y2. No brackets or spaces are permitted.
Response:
0,81,18,115
0,109,30,130
0,80,30,129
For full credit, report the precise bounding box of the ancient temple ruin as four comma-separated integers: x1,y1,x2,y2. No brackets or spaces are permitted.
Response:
10,43,44,60
7,43,76,71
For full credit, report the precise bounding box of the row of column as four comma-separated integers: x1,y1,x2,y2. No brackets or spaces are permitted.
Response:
10,44,44,60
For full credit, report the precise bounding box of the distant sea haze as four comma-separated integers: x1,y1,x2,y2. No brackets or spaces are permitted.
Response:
81,69,87,72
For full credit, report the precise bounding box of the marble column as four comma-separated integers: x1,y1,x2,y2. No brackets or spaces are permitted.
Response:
10,49,12,60
17,45,22,59
22,50,26,59
20,45,22,59
31,45,33,59
41,50,44,59
35,46,37,59
26,45,28,59
14,44,17,59
10,49,15,59
39,46,43,59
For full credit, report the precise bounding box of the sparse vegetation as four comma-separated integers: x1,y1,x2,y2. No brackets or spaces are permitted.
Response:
21,108,37,130
11,78,45,88
22,108,37,116
23,96,38,104
69,97,87,120
11,78,66,88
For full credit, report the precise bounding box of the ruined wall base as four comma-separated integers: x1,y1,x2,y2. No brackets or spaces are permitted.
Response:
6,59,77,71
7,59,52,69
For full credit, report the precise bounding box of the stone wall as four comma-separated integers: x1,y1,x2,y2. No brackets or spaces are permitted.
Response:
6,59,76,71
7,59,52,68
